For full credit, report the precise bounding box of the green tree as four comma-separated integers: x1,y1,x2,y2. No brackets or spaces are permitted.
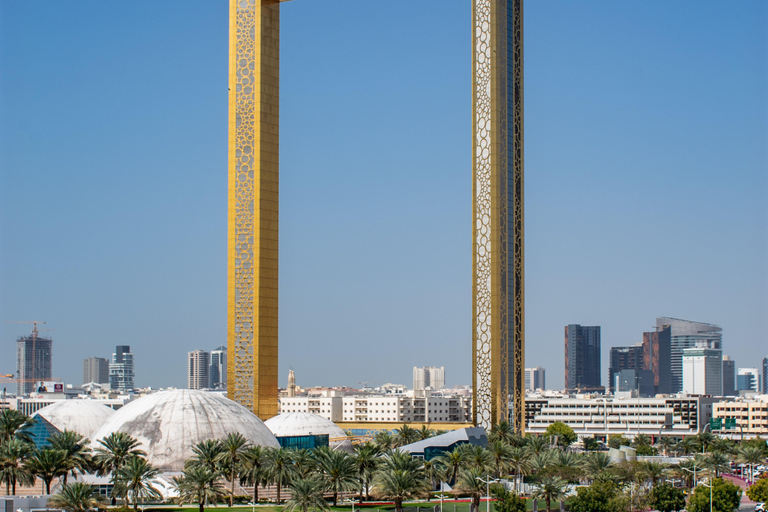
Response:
525,436,549,455
649,483,685,512
314,447,357,506
0,409,34,443
353,443,380,501
532,475,569,512
47,482,106,512
687,478,741,512
638,461,667,486
0,438,35,494
284,477,329,512
460,444,492,472
373,431,394,452
508,447,532,492
550,450,583,482
393,425,420,447
488,421,516,445
695,432,715,454
569,481,616,512
544,422,577,449
703,452,730,477
264,446,294,504
240,445,267,503
746,476,768,503
455,467,487,512
215,432,252,507
92,432,147,505
372,466,429,512
581,452,612,482
187,439,223,472
583,437,600,452
435,446,464,485
608,435,631,450
173,466,226,512
736,445,766,484
48,430,92,485
417,426,435,441
113,456,162,512
487,441,513,479
24,448,68,494
491,483,526,512
422,457,444,498
656,437,677,457
288,448,316,479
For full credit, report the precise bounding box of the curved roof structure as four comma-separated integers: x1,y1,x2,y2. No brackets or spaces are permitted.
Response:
33,400,115,439
264,412,353,452
90,389,279,471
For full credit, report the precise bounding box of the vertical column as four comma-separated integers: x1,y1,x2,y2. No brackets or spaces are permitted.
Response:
228,0,280,421
473,0,524,432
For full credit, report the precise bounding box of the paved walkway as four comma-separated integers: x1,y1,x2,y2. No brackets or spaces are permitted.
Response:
722,474,757,507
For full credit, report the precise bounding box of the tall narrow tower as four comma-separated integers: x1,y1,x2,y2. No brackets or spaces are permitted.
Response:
472,0,525,432
227,0,281,420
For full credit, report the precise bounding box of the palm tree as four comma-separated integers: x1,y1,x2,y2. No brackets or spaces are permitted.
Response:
174,465,226,512
187,439,223,472
381,449,423,474
703,452,729,477
314,447,357,506
93,432,146,505
550,450,583,482
417,426,435,441
639,461,667,486
434,446,464,485
264,447,293,504
455,467,486,512
695,432,715,454
460,445,492,472
284,477,329,512
353,443,379,501
0,438,35,494
656,436,676,457
215,432,252,507
0,409,34,443
48,430,92,485
632,434,652,450
736,445,766,484
675,437,697,456
487,441,513,479
422,458,444,497
488,421,515,445
581,451,612,482
532,475,568,512
288,448,316,479
708,437,735,456
48,482,106,512
240,445,266,503
113,456,162,512
374,431,394,452
530,451,553,479
525,436,549,455
24,448,68,494
508,447,532,492
393,425,419,447
372,466,428,512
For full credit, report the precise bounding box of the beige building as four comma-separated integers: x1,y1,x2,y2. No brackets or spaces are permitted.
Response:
712,395,768,437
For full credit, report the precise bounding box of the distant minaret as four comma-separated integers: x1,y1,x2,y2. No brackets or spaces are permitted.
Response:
287,369,296,398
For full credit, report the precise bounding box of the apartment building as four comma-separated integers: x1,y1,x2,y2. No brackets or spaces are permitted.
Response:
712,395,768,437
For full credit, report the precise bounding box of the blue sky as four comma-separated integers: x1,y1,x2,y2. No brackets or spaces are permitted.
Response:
1,1,766,392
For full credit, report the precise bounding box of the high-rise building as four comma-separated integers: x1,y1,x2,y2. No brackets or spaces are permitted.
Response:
658,317,722,393
187,350,210,390
209,346,227,390
565,325,601,392
413,366,445,390
109,345,135,392
287,369,296,398
83,357,110,385
737,368,760,393
722,356,736,396
682,346,722,395
525,367,546,391
608,344,644,394
763,357,768,394
643,324,672,394
16,333,53,395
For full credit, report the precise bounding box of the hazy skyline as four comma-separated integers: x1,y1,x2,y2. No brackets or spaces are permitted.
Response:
1,1,766,392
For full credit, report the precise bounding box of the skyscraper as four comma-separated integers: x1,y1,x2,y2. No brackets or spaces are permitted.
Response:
565,325,601,392
722,355,736,396
525,367,546,391
187,350,210,390
682,346,722,395
413,366,445,390
763,357,768,394
643,324,672,394
737,368,760,393
16,333,53,395
83,357,110,385
658,317,722,393
209,346,227,390
109,345,135,392
608,344,644,394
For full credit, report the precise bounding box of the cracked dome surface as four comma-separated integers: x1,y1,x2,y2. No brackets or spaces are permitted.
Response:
90,389,279,471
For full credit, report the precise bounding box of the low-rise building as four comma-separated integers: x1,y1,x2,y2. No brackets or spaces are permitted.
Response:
712,395,768,437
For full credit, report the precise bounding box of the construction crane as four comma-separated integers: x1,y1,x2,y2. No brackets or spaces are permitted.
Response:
5,321,47,391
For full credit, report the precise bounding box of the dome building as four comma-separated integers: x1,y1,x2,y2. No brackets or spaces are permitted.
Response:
90,389,279,471
29,400,115,446
265,412,353,452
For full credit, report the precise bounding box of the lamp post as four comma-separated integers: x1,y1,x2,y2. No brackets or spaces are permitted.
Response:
680,458,706,488
698,478,713,512
437,494,448,512
476,476,500,512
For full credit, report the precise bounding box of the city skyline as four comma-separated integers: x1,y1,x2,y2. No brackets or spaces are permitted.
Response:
1,2,766,391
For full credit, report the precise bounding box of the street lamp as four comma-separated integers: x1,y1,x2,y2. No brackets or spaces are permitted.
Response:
437,493,448,512
476,476,500,512
698,478,713,512
680,458,706,488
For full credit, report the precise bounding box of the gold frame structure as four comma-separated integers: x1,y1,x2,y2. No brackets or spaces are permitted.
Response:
228,0,525,431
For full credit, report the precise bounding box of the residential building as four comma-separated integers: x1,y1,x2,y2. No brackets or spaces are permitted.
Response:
413,366,445,390
187,350,210,390
16,334,53,396
209,346,227,390
737,368,760,393
525,367,546,391
722,356,736,396
565,325,601,392
608,345,644,394
643,324,672,394
526,394,717,438
83,357,110,385
682,346,722,395
659,317,722,393
109,345,135,393
712,395,768,437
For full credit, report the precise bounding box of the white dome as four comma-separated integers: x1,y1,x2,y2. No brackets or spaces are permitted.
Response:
265,412,353,452
90,390,279,471
33,400,115,439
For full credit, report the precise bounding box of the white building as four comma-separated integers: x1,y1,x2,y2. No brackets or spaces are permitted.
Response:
525,367,546,391
413,366,445,390
109,345,135,392
187,350,210,390
526,394,717,438
682,346,722,395
737,368,760,393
